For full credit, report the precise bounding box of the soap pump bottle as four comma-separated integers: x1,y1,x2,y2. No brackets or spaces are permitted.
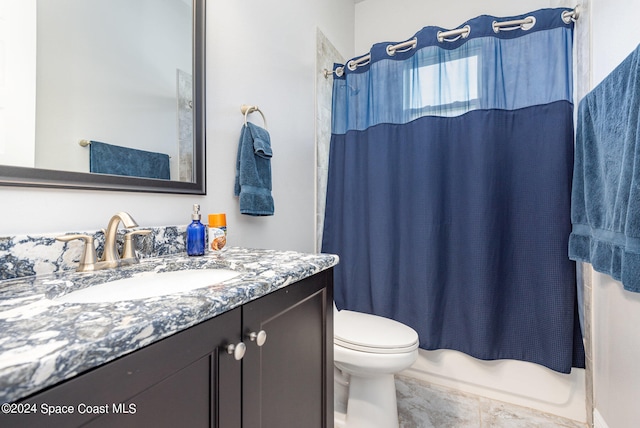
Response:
186,204,206,256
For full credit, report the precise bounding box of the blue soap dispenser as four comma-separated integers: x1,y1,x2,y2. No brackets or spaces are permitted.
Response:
186,204,206,256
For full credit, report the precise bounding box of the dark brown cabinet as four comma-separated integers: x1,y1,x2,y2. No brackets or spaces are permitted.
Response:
4,269,333,428
243,271,333,428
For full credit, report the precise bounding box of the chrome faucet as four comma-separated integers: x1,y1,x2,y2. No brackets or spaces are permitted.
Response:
57,212,150,272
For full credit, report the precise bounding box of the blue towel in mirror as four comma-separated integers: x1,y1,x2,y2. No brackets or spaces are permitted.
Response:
234,123,274,216
569,44,640,292
89,141,170,180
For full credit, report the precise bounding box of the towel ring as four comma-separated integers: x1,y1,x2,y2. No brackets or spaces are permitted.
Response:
241,104,267,129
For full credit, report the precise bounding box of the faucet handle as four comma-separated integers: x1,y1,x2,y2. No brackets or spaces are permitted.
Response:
56,234,98,272
122,229,152,261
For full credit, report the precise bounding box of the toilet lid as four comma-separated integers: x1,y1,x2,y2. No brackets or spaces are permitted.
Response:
334,310,419,354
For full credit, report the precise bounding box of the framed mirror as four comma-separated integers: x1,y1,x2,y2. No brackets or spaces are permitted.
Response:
0,0,206,194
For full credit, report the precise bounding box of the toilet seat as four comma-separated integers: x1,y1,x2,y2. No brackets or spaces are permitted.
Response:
334,310,419,354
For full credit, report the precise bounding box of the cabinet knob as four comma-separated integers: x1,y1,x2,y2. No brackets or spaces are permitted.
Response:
249,330,267,347
226,342,246,360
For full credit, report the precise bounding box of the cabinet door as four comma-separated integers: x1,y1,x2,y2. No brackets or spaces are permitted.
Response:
87,355,211,428
242,270,333,428
5,307,242,428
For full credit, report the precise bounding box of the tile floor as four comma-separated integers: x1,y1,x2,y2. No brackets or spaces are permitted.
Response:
396,376,588,428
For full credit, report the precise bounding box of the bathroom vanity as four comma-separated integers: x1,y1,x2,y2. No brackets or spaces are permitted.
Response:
0,247,337,428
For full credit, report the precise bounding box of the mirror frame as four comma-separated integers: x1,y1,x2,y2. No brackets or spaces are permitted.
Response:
0,0,206,195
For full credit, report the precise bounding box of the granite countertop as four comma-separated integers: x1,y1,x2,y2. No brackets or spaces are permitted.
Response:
0,247,338,403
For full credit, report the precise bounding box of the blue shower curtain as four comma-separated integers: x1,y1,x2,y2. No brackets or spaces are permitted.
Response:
322,8,584,373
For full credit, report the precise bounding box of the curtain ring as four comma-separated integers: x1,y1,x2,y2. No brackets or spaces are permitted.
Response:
386,38,418,56
493,16,536,33
324,67,346,78
437,25,471,43
386,44,396,56
521,16,536,31
562,9,578,24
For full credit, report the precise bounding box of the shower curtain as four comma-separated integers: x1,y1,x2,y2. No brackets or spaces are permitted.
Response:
322,8,584,373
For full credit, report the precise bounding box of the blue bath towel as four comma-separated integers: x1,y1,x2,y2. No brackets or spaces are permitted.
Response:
234,122,274,216
90,141,170,180
569,44,640,293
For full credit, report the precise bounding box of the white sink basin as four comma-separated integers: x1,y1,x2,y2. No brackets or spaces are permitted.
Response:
54,269,241,304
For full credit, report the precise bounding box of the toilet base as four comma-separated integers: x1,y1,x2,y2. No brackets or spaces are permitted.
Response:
334,367,350,415
338,373,399,428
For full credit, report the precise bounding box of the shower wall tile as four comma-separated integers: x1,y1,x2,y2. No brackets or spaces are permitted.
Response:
177,69,193,182
575,0,591,101
573,2,593,425
583,263,593,360
315,28,344,252
585,354,594,426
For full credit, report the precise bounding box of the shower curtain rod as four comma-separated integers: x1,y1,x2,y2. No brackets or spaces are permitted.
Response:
324,7,579,79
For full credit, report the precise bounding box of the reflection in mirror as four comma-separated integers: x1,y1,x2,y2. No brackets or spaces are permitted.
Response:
0,0,206,193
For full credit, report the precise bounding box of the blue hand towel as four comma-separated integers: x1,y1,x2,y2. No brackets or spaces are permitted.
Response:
90,141,170,180
234,122,274,216
569,44,640,293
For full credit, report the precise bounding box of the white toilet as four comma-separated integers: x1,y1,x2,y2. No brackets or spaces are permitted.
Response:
333,305,419,428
